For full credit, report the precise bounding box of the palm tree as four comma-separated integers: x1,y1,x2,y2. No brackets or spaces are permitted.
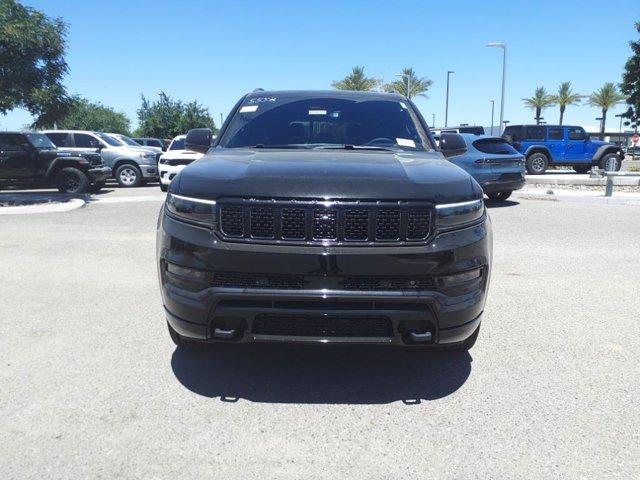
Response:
551,82,582,126
383,68,432,99
522,87,555,125
587,83,626,140
331,66,380,91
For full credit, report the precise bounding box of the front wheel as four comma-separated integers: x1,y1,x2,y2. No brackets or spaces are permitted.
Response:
525,152,549,175
55,167,90,193
487,191,512,201
115,164,142,188
599,154,622,172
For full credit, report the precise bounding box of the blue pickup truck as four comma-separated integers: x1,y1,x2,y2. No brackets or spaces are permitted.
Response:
502,124,624,174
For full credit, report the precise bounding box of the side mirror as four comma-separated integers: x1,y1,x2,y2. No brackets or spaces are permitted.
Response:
95,143,105,151
185,128,213,154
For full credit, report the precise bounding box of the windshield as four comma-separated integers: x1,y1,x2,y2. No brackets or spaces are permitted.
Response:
95,132,122,147
115,135,141,146
26,133,57,149
169,138,185,150
219,96,431,151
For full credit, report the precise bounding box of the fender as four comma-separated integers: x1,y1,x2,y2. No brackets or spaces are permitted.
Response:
45,156,90,179
593,145,624,162
524,145,554,161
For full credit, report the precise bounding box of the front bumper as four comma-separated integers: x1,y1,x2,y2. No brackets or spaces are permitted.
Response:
157,210,492,347
139,164,159,179
87,166,111,182
159,164,187,186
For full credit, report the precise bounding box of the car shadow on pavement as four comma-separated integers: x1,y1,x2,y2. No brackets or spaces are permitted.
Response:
484,199,519,208
171,343,472,404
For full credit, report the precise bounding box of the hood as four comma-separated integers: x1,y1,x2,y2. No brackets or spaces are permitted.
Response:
175,148,480,204
159,150,203,161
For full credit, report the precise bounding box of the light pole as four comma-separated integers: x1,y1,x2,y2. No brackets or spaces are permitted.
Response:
487,42,506,133
445,70,454,127
615,113,624,146
432,114,435,128
395,73,412,99
490,100,495,135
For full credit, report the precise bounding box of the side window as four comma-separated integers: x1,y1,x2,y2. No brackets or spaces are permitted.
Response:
568,127,586,141
74,133,101,148
45,132,71,147
0,134,24,152
547,128,564,140
503,126,523,142
439,133,467,154
524,126,545,140
148,140,162,147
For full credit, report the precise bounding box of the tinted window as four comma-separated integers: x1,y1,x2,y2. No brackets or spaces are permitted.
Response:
74,133,101,148
472,138,519,155
0,134,24,151
221,96,430,151
46,132,72,147
547,128,564,140
568,127,586,140
25,133,57,149
116,135,140,146
525,126,545,140
503,126,524,142
459,126,485,135
95,133,120,146
439,133,467,152
169,138,185,150
132,138,144,145
147,139,162,147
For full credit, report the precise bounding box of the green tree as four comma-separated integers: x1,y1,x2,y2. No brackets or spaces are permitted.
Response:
522,87,555,125
47,95,130,132
0,0,70,126
551,82,582,126
136,92,217,139
588,83,626,140
620,21,640,131
383,68,432,99
331,66,380,91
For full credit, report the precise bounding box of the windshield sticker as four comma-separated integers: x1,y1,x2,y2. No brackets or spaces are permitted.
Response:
247,97,277,104
396,138,416,148
239,105,259,113
399,102,408,109
308,109,327,115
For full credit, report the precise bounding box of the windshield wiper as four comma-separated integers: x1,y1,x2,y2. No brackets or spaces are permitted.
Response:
312,144,399,152
248,144,312,149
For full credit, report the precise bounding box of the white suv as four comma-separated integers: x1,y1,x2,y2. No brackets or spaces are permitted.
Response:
158,135,205,192
43,130,159,187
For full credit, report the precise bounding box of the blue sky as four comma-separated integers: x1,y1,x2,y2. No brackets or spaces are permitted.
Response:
2,0,638,132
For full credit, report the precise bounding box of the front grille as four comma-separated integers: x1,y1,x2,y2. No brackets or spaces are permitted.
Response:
218,199,433,245
252,313,393,337
165,159,193,166
209,271,434,291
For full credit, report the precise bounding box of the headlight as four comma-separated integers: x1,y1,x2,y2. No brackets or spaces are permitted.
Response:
435,199,484,229
165,193,216,227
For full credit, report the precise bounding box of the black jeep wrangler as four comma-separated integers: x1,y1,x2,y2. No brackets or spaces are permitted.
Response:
157,90,492,351
0,132,110,193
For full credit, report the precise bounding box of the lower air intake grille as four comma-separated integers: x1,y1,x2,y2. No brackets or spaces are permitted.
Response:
252,314,393,337
212,272,306,289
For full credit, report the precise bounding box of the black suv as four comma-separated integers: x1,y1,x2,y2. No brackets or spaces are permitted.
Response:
0,132,110,193
157,91,492,351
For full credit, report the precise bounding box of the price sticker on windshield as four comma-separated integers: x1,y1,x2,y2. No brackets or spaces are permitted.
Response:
396,138,416,148
239,105,259,113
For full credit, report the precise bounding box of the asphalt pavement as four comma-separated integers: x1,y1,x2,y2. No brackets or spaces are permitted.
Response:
1,185,639,479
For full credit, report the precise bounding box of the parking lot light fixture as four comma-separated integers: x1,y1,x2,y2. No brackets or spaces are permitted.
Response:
445,71,454,127
395,73,411,99
487,42,506,133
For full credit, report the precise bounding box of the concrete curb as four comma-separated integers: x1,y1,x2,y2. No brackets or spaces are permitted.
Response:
0,198,86,215
525,176,640,186
515,191,640,206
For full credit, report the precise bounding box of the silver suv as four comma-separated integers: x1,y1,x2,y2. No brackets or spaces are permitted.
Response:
43,130,159,187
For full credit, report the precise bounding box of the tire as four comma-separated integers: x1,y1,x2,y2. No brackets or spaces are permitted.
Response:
573,165,592,174
55,167,90,194
487,191,512,201
599,153,622,172
525,152,549,175
115,163,142,188
89,180,106,192
160,183,168,192
167,322,206,349
443,325,480,352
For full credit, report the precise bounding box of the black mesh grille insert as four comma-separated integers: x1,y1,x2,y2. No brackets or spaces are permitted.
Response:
375,210,401,240
220,205,244,236
212,272,305,289
344,209,369,240
406,210,431,240
250,206,275,238
281,208,306,239
252,314,393,337
341,276,435,291
313,209,337,239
